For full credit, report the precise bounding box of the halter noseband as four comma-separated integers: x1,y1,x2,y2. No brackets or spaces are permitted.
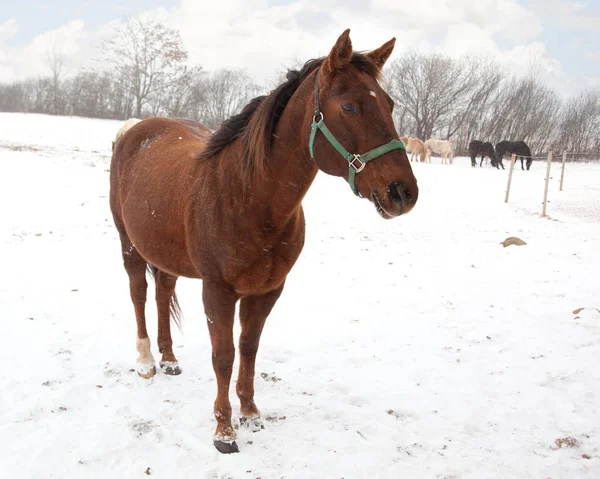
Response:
308,70,406,196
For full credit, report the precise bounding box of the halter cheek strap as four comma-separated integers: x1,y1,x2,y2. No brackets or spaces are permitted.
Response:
308,70,406,196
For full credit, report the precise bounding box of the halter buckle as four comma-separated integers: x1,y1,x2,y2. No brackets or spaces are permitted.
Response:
313,111,324,123
349,154,365,173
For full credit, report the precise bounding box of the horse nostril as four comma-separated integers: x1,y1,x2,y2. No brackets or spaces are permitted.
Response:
388,182,411,204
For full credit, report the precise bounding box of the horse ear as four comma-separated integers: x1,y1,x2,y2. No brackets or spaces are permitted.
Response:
367,38,396,69
323,29,353,77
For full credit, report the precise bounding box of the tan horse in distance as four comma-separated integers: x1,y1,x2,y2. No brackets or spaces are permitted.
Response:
424,138,454,164
112,118,141,151
400,136,426,162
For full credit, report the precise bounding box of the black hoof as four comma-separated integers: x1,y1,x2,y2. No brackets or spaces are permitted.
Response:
240,416,264,432
214,440,239,454
160,362,182,376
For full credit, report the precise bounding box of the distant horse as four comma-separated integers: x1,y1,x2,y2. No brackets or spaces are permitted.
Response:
400,136,426,162
495,140,533,170
468,140,502,169
425,139,454,164
112,118,141,151
110,30,418,454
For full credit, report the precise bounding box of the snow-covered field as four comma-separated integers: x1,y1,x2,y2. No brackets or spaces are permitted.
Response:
1,112,599,479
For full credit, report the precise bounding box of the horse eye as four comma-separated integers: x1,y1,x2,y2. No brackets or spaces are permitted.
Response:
341,103,356,113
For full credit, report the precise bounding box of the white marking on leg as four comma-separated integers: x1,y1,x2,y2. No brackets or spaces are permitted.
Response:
159,360,178,367
136,337,156,375
213,430,237,442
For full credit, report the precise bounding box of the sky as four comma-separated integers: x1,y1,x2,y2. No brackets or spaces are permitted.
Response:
0,0,599,96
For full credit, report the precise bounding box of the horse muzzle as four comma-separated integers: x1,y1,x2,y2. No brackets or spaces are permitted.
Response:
371,181,418,219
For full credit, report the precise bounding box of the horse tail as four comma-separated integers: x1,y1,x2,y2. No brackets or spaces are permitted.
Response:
146,264,183,331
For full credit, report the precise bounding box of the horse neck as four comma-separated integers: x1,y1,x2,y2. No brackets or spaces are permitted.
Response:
245,78,319,224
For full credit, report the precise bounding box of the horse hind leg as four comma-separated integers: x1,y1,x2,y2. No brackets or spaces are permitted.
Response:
152,268,182,375
119,234,156,379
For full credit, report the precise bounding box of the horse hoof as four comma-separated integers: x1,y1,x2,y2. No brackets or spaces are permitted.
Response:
160,361,182,376
137,364,156,379
240,416,264,432
214,440,239,454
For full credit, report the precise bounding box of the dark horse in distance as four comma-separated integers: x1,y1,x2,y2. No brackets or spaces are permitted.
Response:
496,140,533,170
110,30,418,454
468,140,501,169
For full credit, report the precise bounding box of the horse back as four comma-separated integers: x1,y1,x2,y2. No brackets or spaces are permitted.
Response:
513,140,532,157
469,140,483,155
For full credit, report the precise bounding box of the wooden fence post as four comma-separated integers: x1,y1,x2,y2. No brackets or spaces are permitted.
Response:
542,151,553,217
505,153,517,203
559,150,567,191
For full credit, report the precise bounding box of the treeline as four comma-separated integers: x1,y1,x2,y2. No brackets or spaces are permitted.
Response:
0,68,262,130
0,18,262,130
388,52,599,158
0,18,598,158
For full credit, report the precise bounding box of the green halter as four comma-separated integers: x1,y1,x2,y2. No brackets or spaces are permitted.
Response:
308,70,406,196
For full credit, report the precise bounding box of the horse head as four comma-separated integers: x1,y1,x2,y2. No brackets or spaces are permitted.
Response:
309,30,418,218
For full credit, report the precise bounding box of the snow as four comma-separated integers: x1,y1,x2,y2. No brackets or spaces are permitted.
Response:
1,112,599,478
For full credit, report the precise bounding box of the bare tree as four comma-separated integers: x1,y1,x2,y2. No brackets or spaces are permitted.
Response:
102,17,189,118
45,37,67,115
475,76,562,153
148,64,204,118
197,69,263,129
443,57,504,153
558,89,600,156
387,52,500,142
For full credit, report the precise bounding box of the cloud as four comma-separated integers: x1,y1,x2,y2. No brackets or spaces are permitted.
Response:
586,51,600,61
0,18,19,43
25,20,86,58
0,19,86,80
0,19,20,76
167,0,550,84
0,0,593,97
527,0,600,30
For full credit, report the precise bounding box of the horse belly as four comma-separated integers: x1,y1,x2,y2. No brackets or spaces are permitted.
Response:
122,199,198,277
119,165,200,278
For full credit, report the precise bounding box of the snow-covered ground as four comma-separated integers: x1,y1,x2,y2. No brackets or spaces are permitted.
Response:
1,112,599,478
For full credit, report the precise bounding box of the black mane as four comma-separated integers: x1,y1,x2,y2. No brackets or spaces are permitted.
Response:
198,53,381,164
198,95,266,159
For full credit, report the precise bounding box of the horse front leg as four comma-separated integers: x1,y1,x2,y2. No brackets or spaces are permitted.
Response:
202,281,239,453
236,284,285,432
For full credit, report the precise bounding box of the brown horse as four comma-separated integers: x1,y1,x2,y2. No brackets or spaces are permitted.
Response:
109,29,418,454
